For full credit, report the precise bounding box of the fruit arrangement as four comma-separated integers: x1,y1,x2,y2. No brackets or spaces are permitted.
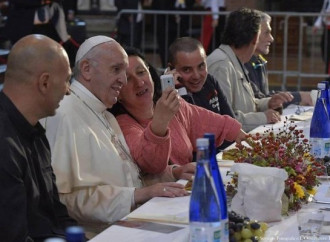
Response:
228,211,268,242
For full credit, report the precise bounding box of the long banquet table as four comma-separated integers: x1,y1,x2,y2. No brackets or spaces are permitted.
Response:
90,105,330,242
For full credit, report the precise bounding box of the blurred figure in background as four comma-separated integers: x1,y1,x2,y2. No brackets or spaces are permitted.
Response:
5,0,70,45
313,0,330,74
62,0,77,21
115,0,143,50
5,0,78,67
245,12,313,107
198,0,226,54
0,1,8,15
151,0,195,67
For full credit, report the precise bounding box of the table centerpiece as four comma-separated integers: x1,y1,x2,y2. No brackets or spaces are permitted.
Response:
223,119,325,213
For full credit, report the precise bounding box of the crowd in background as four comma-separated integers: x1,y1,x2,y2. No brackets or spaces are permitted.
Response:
0,1,329,241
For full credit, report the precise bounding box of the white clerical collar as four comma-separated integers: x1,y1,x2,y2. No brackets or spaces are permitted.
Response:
70,79,107,113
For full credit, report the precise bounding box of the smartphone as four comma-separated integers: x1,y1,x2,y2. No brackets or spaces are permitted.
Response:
160,74,175,91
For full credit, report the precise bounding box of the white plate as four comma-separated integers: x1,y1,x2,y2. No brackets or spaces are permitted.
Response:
217,160,235,167
317,176,330,180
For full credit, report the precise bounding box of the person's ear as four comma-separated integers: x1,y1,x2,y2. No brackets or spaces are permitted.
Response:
252,33,259,45
37,72,50,95
80,59,92,81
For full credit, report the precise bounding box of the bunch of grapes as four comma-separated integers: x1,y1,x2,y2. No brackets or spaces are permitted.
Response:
228,211,268,242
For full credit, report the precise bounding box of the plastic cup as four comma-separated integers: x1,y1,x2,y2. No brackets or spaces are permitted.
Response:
310,90,318,106
297,209,324,241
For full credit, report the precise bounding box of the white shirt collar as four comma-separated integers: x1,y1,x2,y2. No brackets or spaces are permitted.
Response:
70,79,107,114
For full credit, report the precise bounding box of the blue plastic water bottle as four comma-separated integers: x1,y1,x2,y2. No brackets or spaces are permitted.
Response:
310,82,330,158
66,226,85,242
321,80,330,113
189,138,221,242
204,133,229,242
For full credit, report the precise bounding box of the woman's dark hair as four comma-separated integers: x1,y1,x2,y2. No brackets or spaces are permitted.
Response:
110,46,162,117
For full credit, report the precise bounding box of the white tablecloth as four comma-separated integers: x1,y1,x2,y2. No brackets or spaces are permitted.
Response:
90,105,330,242
90,186,330,242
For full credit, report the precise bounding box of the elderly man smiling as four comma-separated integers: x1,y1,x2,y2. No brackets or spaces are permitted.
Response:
43,36,189,238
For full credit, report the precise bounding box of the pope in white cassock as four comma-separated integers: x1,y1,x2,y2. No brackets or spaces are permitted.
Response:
42,36,188,238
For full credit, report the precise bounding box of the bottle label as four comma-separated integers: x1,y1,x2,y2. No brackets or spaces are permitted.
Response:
222,218,229,242
310,138,330,158
190,222,221,242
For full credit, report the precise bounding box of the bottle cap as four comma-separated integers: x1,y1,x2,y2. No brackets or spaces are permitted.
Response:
204,133,215,145
204,133,215,139
44,239,66,242
66,226,85,241
317,82,326,90
196,138,209,147
321,80,329,89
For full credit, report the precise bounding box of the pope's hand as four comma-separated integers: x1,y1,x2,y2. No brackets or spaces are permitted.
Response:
134,182,189,204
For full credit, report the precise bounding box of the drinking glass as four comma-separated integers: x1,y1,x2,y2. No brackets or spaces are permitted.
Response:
297,209,324,241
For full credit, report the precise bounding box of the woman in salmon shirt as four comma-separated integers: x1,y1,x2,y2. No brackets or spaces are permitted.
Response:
111,47,246,179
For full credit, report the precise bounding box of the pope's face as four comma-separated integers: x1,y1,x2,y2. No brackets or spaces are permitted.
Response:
89,42,128,108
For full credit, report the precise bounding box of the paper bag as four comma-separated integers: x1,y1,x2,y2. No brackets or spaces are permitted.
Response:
230,163,288,222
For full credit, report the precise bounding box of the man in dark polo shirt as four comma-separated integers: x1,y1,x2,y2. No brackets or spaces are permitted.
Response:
168,36,235,149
